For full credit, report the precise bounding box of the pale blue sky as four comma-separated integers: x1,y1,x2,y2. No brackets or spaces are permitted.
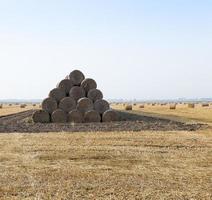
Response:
0,0,211,100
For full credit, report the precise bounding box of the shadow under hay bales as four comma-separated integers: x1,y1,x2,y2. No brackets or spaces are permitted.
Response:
0,109,206,133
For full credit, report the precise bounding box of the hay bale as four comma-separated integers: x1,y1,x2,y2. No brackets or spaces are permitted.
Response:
84,110,101,123
94,99,110,114
57,79,74,95
69,86,86,101
49,88,66,102
67,109,83,123
102,110,118,122
69,70,85,86
87,88,103,102
20,104,26,108
42,97,57,114
32,110,50,123
202,103,209,107
139,104,144,108
59,97,76,113
188,103,195,108
81,78,97,94
170,104,176,110
77,97,93,113
0,104,2,109
125,105,132,110
51,109,67,123
33,104,36,107
9,104,12,106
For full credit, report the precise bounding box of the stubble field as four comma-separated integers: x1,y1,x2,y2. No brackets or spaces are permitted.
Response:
0,103,211,199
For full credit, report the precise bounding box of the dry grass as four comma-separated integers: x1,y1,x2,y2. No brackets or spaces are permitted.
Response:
112,103,212,124
0,104,39,116
0,130,211,200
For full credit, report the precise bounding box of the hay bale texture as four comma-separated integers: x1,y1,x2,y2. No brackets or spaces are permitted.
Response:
87,89,103,102
51,109,67,123
77,97,93,113
68,110,83,123
32,110,50,123
69,86,85,101
102,110,118,122
84,110,101,123
33,69,116,123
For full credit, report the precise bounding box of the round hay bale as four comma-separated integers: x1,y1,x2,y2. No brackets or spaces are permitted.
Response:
84,110,101,123
125,105,132,110
59,97,76,113
81,78,97,94
139,104,144,108
67,109,84,123
87,89,103,102
202,103,209,107
0,104,2,109
49,88,66,102
33,104,36,107
102,110,118,122
32,110,50,123
170,104,176,110
188,103,195,108
42,97,57,114
51,109,67,123
69,86,86,101
20,104,26,108
69,70,85,86
57,79,74,94
94,99,110,114
77,97,93,113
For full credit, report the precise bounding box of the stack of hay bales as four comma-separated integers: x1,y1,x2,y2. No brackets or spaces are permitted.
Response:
33,70,118,123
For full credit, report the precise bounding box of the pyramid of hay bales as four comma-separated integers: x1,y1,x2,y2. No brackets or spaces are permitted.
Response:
33,70,118,123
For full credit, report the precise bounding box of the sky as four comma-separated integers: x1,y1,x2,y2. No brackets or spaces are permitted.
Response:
0,0,211,100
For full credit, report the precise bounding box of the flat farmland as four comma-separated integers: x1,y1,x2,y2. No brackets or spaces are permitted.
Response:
0,103,211,199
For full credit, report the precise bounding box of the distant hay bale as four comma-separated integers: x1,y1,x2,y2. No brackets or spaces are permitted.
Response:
69,86,86,101
59,97,76,113
57,79,74,95
49,88,66,102
87,89,103,102
69,70,85,86
67,109,83,123
188,103,195,108
81,78,97,94
102,110,118,122
202,103,209,107
32,110,50,123
133,103,136,106
42,97,57,114
152,103,155,106
51,109,67,123
0,104,2,109
77,97,93,113
20,104,26,108
139,104,144,108
9,104,12,106
33,104,36,107
94,99,110,114
125,105,132,110
170,104,176,110
84,110,101,123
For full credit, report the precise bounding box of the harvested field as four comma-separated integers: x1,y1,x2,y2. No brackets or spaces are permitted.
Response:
0,130,211,199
